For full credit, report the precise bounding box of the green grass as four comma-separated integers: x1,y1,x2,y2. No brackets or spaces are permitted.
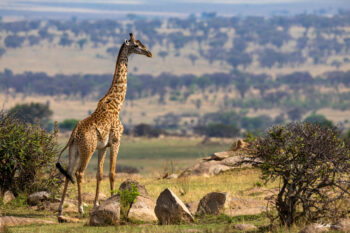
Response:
58,136,232,175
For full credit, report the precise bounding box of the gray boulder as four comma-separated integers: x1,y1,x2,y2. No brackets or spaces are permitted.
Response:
27,191,49,206
119,179,148,197
128,195,157,222
196,192,232,216
89,195,120,226
155,188,194,224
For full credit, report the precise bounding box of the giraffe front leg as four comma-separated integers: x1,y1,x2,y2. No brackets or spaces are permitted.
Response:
94,148,107,207
109,139,121,193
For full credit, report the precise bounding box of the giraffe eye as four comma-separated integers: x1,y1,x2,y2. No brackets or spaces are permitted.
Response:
134,45,139,48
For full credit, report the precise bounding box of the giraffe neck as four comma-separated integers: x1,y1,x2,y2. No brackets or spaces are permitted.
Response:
98,43,129,114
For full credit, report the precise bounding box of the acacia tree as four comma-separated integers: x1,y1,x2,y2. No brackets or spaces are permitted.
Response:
251,122,350,226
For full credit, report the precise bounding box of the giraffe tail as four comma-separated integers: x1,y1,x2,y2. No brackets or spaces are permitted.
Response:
56,132,75,184
56,162,75,184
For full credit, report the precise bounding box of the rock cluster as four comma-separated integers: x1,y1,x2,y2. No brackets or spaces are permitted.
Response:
89,179,157,225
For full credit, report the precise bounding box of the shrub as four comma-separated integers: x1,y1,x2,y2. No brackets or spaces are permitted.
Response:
0,112,61,196
116,184,139,222
133,123,162,137
9,102,53,129
252,122,350,226
304,113,333,128
59,118,79,131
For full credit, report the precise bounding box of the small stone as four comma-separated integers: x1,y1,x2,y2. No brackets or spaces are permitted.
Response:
3,191,15,204
155,188,194,225
27,191,50,206
233,223,257,231
166,174,178,179
57,216,80,223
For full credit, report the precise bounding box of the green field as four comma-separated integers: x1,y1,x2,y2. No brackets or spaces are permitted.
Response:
58,136,232,175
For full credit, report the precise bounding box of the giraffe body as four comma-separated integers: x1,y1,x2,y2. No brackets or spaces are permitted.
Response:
57,33,152,216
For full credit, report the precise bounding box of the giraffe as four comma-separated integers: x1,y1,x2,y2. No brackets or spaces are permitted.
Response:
56,33,152,216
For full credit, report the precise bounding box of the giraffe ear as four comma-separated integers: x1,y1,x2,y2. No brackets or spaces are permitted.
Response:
124,39,129,45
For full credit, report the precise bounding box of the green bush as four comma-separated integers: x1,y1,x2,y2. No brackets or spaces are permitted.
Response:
0,111,61,196
115,184,140,222
304,113,333,128
9,102,53,129
252,122,350,226
59,118,79,131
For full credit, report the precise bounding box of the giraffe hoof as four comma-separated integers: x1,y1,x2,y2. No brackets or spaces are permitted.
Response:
78,206,84,214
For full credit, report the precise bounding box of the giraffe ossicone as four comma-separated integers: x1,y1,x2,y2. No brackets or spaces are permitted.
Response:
56,33,152,216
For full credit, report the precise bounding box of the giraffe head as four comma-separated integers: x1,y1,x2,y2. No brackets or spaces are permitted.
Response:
125,33,152,58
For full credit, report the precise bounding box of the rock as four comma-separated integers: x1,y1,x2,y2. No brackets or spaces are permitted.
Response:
331,218,350,232
3,191,15,204
0,216,54,228
185,201,199,215
203,151,234,161
155,188,194,224
299,224,330,233
119,179,148,197
179,160,222,177
180,155,254,178
81,192,107,204
221,156,252,167
233,223,257,231
27,191,49,206
209,164,232,175
89,194,120,226
127,195,157,222
57,216,80,223
166,174,178,179
197,192,232,216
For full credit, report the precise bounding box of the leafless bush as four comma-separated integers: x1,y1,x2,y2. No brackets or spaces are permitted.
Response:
251,122,350,226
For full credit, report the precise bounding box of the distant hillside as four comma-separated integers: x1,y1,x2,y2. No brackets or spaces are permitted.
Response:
0,12,350,75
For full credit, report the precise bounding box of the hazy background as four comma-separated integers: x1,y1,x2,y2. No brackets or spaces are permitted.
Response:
1,0,350,19
0,0,350,138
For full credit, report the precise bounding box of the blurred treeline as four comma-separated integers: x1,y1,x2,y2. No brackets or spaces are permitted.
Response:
0,11,350,68
1,69,350,111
